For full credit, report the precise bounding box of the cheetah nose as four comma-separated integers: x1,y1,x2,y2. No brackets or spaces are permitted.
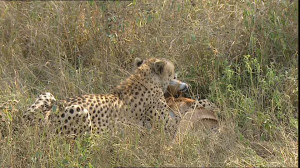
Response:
179,82,188,92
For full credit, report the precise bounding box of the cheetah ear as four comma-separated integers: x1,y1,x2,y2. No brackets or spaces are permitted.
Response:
134,57,144,68
153,60,166,75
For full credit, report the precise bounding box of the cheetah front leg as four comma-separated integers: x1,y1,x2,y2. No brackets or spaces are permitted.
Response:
150,98,181,139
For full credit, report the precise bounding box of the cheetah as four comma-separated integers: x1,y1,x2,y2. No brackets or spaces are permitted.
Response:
23,58,183,137
134,58,219,143
134,58,219,123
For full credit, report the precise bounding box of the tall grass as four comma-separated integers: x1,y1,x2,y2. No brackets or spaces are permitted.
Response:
0,0,298,167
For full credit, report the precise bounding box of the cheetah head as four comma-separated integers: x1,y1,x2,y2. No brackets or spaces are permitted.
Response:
134,57,188,95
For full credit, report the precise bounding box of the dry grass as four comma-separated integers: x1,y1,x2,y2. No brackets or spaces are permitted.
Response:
0,0,298,167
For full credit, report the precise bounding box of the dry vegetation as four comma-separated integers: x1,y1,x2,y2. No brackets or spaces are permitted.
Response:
0,0,298,167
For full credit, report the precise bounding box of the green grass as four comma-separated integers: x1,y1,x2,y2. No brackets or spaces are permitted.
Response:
0,0,298,167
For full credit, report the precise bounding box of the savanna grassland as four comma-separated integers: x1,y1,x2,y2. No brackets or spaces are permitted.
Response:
0,0,298,167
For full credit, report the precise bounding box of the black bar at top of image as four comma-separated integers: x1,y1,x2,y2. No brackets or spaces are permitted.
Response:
1,0,133,1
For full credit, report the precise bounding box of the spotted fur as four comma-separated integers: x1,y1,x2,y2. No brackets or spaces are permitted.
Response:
24,58,181,137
